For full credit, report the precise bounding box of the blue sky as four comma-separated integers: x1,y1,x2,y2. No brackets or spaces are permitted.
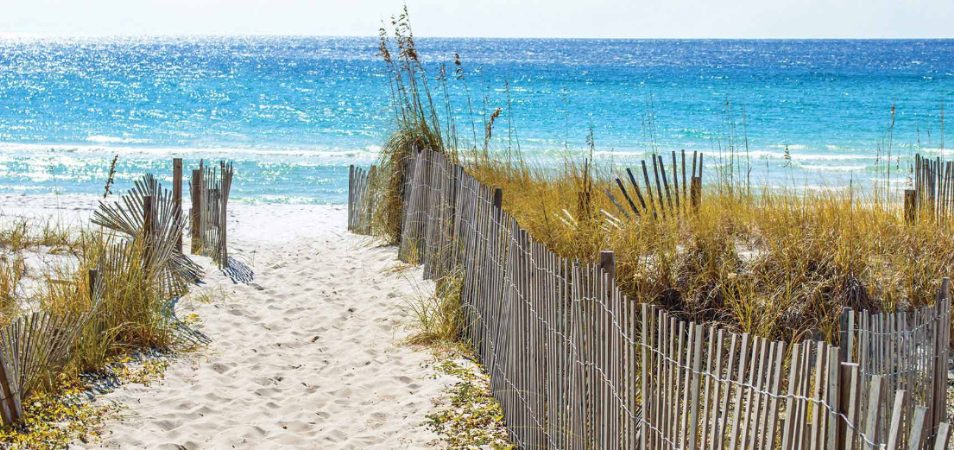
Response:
1,0,952,38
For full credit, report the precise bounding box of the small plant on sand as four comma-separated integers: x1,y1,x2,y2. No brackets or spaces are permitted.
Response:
0,219,31,253
0,352,173,449
0,374,110,450
190,286,229,305
427,357,513,449
0,253,25,313
102,154,119,199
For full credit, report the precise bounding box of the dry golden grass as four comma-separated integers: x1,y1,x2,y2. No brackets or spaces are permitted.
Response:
40,233,174,375
406,272,464,347
463,158,954,341
0,215,186,448
0,254,25,319
0,218,79,253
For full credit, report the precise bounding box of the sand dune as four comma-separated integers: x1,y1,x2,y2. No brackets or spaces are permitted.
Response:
71,204,451,449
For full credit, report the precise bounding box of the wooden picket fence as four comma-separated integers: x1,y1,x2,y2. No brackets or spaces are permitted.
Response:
643,298,951,450
840,295,952,450
190,161,234,267
348,165,375,234
905,154,954,222
0,310,90,425
349,149,952,449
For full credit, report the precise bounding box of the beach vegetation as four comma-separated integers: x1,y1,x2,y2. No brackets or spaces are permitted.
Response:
372,7,456,243
0,254,25,315
406,271,464,347
374,8,954,343
427,358,513,450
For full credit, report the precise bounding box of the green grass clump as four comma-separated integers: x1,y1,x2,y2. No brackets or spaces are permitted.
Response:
36,233,174,376
0,254,25,315
0,190,203,442
0,218,80,253
371,8,455,243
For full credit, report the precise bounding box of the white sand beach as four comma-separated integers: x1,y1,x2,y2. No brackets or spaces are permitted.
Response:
1,196,453,449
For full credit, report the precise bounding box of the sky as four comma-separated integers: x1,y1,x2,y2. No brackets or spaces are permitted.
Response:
1,0,952,39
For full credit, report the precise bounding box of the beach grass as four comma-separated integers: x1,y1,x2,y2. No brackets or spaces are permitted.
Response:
406,271,464,347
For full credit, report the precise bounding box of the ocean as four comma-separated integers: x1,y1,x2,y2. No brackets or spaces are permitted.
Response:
0,37,951,203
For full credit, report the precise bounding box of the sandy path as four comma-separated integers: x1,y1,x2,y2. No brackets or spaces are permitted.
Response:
78,205,449,449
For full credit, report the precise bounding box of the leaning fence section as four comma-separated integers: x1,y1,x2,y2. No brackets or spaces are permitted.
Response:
348,149,952,449
608,150,704,222
395,149,642,448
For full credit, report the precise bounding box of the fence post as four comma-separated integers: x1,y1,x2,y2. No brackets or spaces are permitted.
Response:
838,307,851,363
366,166,376,231
935,423,951,450
143,195,154,266
599,250,615,280
885,390,905,450
863,375,883,450
493,187,503,210
0,353,19,425
88,269,98,302
218,161,229,265
143,195,154,238
931,278,951,441
173,158,183,252
905,189,917,224
640,303,649,450
687,323,703,449
348,164,354,231
191,169,202,254
907,406,928,448
690,177,702,212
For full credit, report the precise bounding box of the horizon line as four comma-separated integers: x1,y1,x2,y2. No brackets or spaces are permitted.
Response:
1,32,953,41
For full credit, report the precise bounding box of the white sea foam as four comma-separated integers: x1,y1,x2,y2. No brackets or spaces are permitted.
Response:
589,148,878,163
0,142,383,162
86,135,151,145
795,164,867,172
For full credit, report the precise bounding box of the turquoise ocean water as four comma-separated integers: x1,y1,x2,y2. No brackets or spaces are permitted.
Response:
0,37,951,203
